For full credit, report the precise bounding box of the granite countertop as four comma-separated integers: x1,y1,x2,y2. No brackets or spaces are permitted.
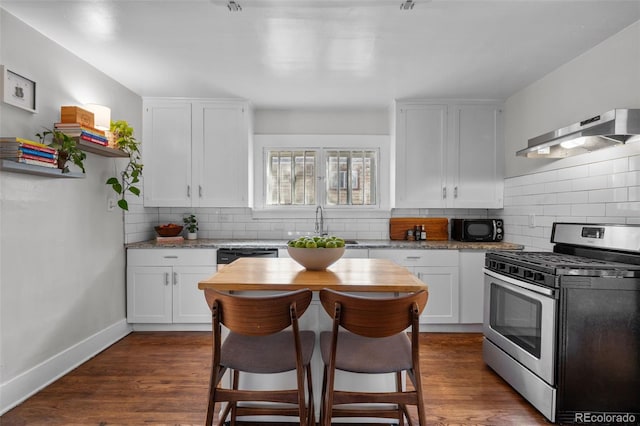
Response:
126,238,523,251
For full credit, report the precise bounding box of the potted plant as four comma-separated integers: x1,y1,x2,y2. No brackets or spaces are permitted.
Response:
36,129,86,174
105,120,143,211
183,214,198,240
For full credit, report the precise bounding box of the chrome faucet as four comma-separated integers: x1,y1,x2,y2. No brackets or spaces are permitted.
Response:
315,205,325,235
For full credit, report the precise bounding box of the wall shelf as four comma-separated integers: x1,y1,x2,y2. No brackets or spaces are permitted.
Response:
1,159,85,178
77,139,129,158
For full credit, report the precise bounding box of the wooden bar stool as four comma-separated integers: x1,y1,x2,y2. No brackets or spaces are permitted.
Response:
319,288,428,426
204,288,315,426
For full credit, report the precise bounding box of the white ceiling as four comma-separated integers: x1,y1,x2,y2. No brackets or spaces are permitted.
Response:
2,0,640,108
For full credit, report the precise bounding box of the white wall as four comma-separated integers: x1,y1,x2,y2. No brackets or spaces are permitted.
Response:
500,20,640,250
254,108,390,135
0,10,140,413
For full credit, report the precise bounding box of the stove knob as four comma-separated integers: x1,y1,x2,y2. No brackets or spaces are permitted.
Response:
508,266,519,274
534,272,545,282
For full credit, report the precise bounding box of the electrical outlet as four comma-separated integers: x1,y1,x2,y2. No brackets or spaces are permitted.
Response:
107,198,117,212
528,214,536,228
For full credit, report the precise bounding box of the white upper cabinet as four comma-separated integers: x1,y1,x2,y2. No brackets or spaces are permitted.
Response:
143,100,192,206
143,99,251,207
448,104,504,208
394,104,448,207
393,101,504,209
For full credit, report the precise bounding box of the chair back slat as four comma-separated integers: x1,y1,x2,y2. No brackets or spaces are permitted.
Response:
205,288,312,336
320,288,428,337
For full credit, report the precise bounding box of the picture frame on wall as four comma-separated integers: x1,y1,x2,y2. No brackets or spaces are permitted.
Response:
1,65,37,113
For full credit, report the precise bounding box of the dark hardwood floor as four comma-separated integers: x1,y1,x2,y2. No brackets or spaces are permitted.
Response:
1,332,549,425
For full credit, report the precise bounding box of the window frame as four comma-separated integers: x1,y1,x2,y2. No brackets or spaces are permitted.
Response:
253,134,390,217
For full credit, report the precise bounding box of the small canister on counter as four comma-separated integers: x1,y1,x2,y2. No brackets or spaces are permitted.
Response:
406,229,415,241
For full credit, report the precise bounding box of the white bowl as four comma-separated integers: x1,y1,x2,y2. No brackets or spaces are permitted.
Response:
287,246,346,270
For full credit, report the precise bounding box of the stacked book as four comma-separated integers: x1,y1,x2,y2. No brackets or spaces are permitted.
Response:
0,137,59,168
54,122,109,146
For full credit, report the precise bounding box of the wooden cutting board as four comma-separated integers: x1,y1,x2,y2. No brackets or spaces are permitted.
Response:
389,217,449,241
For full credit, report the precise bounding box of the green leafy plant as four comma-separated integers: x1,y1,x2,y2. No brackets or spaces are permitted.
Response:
183,214,198,233
36,129,86,174
106,120,143,211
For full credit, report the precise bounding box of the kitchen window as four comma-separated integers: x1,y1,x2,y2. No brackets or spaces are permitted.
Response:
253,135,389,215
267,149,377,207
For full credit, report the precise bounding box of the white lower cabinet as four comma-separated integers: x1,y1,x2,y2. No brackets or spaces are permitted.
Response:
458,250,486,324
127,249,216,324
369,249,459,324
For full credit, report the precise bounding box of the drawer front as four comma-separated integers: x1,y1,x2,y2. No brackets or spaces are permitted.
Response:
127,249,217,266
370,249,458,267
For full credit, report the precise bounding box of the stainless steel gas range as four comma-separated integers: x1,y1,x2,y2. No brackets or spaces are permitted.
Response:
483,223,640,424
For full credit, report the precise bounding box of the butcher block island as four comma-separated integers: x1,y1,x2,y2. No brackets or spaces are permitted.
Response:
198,257,427,293
198,257,428,423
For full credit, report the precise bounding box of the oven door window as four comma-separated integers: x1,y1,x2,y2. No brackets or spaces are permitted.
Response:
490,283,542,358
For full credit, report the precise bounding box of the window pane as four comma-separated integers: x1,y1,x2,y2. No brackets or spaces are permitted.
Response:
267,150,316,205
325,149,377,206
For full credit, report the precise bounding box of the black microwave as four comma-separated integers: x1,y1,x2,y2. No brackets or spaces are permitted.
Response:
451,219,503,242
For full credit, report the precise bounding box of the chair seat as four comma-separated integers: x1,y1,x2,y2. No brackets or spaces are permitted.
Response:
320,330,412,374
222,330,315,374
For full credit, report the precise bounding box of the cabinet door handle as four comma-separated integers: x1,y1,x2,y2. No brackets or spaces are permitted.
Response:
406,256,422,260
454,186,458,198
163,255,178,259
164,272,170,286
173,272,178,285
199,185,203,198
442,187,447,199
187,185,191,198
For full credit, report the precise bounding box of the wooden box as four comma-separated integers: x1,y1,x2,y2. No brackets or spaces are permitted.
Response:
60,106,94,128
389,217,449,241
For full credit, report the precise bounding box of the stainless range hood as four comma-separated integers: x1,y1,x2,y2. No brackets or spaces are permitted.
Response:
517,109,640,158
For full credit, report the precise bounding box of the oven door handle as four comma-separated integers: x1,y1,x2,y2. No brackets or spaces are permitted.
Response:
484,268,557,298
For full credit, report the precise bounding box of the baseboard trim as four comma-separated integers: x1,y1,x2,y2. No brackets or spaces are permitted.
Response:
419,323,483,333
0,319,132,415
131,323,211,332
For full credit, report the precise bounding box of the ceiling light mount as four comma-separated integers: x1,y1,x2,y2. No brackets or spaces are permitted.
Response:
400,0,415,10
227,0,242,12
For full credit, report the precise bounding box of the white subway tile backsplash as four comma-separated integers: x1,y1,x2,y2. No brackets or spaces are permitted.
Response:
544,180,570,194
572,175,608,191
531,169,558,184
571,203,605,217
557,164,589,181
589,188,628,203
629,154,640,171
543,204,572,216
607,173,630,188
501,154,639,250
556,191,588,204
587,216,626,224
588,160,617,177
626,171,640,187
605,202,640,217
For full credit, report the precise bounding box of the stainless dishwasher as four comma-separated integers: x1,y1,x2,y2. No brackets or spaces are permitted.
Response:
216,247,279,269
